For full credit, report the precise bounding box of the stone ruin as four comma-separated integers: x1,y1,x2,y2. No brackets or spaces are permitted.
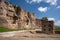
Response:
36,17,55,34
0,0,55,34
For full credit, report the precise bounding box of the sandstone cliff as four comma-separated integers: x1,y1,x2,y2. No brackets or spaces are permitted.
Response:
0,0,36,29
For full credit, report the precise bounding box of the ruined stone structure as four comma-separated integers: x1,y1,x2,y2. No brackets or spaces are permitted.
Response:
0,0,54,34
41,17,54,34
36,19,42,29
36,17,55,34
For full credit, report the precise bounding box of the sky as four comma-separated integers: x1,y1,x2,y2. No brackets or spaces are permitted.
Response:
5,0,60,26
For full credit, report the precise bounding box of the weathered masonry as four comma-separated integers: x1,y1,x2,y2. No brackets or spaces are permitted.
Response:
36,17,55,34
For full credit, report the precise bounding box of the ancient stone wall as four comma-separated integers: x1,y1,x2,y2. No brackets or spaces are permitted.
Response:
36,19,42,28
41,17,54,34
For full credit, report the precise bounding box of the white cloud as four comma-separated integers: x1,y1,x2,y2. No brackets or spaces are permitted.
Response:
57,6,60,8
48,18,55,21
45,0,57,5
55,21,60,26
26,0,57,5
26,0,42,4
38,7,48,13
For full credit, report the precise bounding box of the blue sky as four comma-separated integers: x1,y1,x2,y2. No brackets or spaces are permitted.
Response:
5,0,60,26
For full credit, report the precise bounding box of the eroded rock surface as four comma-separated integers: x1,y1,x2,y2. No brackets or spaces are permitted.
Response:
0,0,36,29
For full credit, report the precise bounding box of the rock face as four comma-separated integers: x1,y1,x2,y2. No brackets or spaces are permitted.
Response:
0,0,36,29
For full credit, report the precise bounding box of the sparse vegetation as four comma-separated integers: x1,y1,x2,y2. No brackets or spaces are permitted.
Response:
19,27,37,30
0,26,39,32
55,27,60,30
0,26,18,32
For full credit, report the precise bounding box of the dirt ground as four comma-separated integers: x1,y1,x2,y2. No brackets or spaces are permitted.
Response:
0,31,60,40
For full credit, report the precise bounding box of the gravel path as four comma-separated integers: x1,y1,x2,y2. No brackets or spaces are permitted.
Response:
0,31,60,40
